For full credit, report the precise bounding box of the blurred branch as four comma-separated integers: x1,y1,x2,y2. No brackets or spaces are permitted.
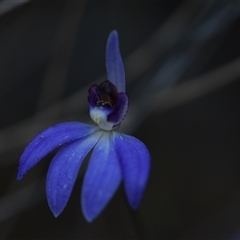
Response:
152,57,240,112
37,1,86,112
125,0,207,81
123,57,240,133
0,0,30,17
144,1,240,93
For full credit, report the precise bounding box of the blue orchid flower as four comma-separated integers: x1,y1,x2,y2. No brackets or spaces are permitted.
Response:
17,30,151,222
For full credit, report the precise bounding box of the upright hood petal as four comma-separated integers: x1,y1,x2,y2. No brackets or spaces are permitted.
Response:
106,30,125,92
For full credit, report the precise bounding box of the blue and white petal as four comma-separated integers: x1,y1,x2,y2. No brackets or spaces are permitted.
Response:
17,122,98,180
46,131,103,217
82,132,121,222
106,30,125,92
113,132,151,209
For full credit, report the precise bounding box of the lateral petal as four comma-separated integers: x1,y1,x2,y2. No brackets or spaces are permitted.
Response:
17,122,98,180
106,30,125,92
113,132,151,209
82,132,121,222
46,131,102,217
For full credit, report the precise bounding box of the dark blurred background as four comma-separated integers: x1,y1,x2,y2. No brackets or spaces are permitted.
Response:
1,0,240,239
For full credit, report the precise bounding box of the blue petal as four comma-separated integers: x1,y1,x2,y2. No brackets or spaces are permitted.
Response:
113,132,151,209
106,30,125,93
82,132,121,222
46,131,103,217
17,122,98,180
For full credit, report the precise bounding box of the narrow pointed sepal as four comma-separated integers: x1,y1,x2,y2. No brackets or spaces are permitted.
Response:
46,131,102,217
106,30,125,92
82,132,121,222
17,122,97,180
113,132,151,209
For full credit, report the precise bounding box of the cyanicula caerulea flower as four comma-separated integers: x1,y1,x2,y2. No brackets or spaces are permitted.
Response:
17,30,151,222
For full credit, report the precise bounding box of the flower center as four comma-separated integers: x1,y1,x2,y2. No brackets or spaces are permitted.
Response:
88,80,128,131
95,80,118,107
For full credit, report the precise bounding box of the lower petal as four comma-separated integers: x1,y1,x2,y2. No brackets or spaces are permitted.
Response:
17,122,97,180
113,132,151,209
81,132,121,222
46,131,103,217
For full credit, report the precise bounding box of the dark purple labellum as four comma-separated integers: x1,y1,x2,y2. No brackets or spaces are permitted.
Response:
88,80,128,130
88,80,118,108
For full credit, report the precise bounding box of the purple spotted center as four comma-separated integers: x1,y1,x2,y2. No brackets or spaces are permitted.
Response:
88,80,118,108
88,80,128,130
